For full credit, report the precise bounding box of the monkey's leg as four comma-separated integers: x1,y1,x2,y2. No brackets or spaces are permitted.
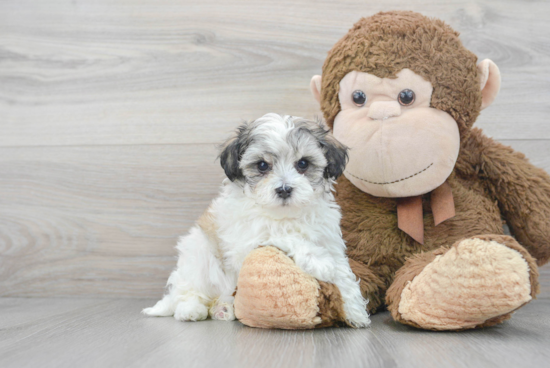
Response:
234,246,354,329
386,235,539,330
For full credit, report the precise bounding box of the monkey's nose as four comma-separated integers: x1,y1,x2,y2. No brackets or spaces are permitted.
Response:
367,101,401,120
275,185,293,199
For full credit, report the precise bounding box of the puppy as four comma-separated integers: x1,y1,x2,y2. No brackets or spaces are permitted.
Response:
143,113,370,328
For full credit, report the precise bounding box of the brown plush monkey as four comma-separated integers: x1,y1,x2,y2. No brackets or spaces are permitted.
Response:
234,11,550,330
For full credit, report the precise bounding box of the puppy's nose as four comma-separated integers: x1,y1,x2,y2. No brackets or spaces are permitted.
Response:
275,185,293,199
367,101,401,120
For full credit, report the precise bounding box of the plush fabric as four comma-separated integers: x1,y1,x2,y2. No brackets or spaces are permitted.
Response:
233,11,550,331
478,59,501,110
234,246,348,329
391,237,534,330
334,69,460,198
335,127,549,316
320,12,482,139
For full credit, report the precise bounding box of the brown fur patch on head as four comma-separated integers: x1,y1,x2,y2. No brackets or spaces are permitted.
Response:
321,11,482,138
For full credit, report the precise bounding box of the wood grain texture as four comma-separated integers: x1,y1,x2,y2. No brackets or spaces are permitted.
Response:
0,0,550,301
1,0,550,148
0,144,223,297
0,294,549,368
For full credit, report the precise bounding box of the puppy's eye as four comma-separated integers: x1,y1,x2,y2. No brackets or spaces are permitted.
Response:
352,90,367,106
398,89,415,106
257,161,270,173
296,159,309,173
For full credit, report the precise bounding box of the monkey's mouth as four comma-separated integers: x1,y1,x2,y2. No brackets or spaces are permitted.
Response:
346,162,434,185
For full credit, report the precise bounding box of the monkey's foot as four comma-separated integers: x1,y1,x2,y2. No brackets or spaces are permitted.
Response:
234,246,347,329
391,235,538,330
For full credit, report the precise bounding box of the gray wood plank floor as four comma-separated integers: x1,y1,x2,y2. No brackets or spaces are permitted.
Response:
1,290,549,368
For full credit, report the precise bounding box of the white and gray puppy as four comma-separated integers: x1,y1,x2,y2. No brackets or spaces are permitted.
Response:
143,113,370,328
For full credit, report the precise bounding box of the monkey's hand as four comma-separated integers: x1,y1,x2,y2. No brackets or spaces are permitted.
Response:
467,129,550,266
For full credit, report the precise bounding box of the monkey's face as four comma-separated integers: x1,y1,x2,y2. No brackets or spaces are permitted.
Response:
332,69,460,198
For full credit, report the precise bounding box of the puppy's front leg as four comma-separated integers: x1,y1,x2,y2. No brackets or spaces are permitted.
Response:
291,244,336,283
331,259,370,328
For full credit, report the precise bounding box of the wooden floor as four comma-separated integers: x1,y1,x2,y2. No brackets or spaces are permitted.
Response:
1,291,549,368
2,0,550,367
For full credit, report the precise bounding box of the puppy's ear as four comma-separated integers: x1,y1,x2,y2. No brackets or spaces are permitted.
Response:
321,133,348,180
219,123,249,182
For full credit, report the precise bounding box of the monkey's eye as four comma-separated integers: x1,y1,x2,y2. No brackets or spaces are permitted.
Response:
257,161,270,173
352,90,367,106
398,89,415,106
296,159,309,173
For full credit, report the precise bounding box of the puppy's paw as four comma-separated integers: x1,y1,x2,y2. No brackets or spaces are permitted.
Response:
142,297,173,317
346,317,371,329
294,252,335,282
338,280,370,328
173,300,208,322
141,307,157,316
345,309,371,328
209,302,235,321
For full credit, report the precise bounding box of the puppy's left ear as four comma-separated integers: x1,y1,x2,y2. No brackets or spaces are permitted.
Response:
321,134,348,180
219,124,249,182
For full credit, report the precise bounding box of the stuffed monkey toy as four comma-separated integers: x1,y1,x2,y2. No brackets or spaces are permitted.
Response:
233,11,550,330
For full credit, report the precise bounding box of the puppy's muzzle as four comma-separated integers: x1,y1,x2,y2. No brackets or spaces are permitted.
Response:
275,185,293,199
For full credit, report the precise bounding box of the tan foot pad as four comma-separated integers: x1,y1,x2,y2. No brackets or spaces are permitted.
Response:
234,246,322,329
399,238,532,330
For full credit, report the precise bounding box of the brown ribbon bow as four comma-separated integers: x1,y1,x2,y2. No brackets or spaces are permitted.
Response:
396,181,455,244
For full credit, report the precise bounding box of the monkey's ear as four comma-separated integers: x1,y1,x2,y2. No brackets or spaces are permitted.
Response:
321,135,349,180
478,59,501,110
310,75,322,104
219,125,248,182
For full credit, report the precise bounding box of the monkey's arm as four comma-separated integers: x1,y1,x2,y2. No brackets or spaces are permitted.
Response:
465,128,550,266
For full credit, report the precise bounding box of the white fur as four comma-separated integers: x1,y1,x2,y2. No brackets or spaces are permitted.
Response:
143,114,370,328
